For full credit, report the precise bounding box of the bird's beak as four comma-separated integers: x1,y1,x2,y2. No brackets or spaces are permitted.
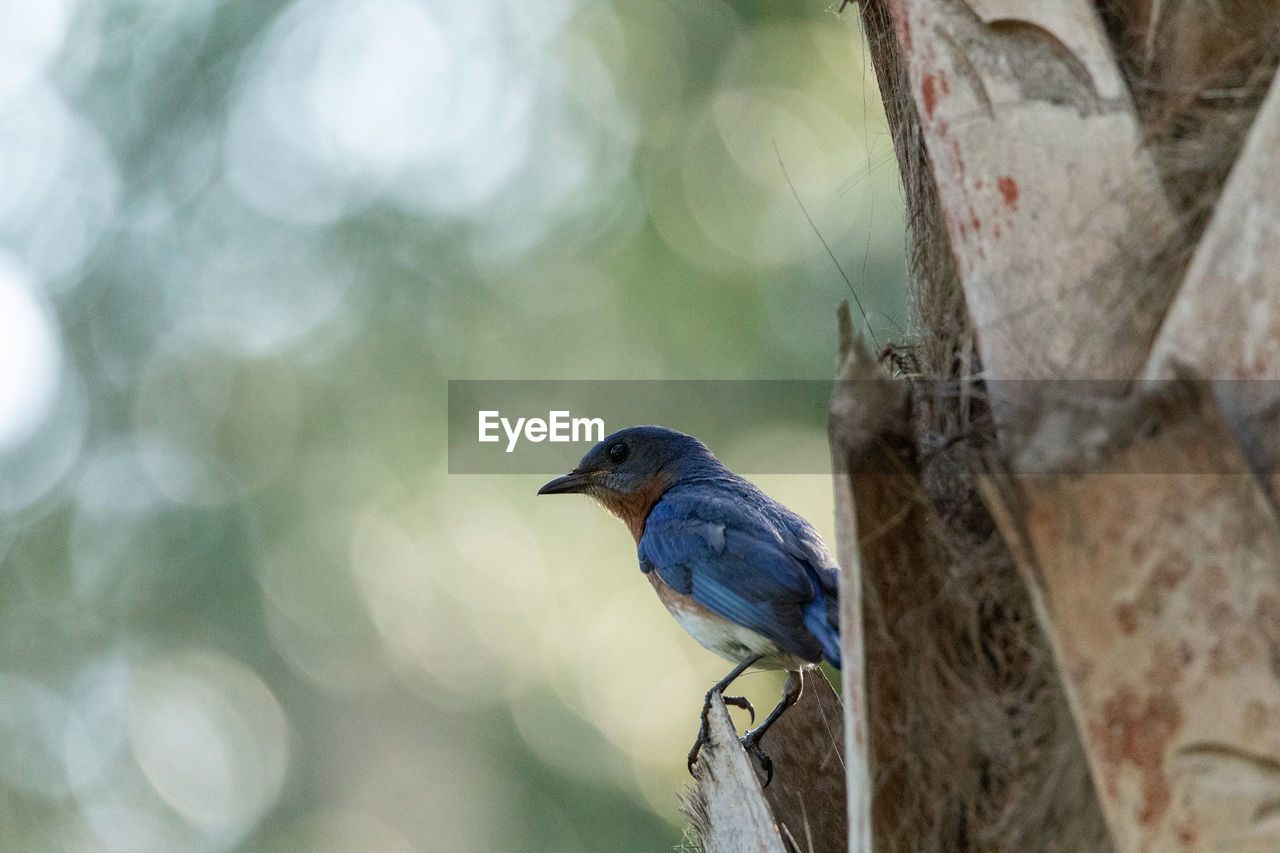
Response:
537,469,596,495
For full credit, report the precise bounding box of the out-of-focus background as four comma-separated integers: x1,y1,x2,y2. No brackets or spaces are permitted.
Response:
0,1,905,850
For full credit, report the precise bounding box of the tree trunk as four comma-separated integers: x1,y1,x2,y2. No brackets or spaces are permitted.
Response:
832,1,1280,850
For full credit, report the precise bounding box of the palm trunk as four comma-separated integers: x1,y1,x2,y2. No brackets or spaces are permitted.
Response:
835,2,1280,850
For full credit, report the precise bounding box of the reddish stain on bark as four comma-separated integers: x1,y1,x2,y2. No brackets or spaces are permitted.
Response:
1154,557,1189,591
1148,639,1185,687
921,74,938,119
1207,600,1236,632
997,176,1019,210
1089,687,1181,827
1115,602,1137,635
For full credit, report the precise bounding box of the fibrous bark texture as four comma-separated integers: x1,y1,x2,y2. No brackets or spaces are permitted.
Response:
836,1,1280,851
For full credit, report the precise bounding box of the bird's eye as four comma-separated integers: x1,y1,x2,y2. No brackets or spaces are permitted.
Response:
607,442,629,464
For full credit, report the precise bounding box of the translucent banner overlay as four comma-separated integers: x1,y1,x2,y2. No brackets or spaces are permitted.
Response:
447,379,1278,475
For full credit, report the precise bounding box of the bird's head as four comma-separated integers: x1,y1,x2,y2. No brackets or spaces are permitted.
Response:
538,426,722,536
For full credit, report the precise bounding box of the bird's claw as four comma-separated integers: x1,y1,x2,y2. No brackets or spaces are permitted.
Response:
687,732,707,775
722,695,755,724
688,692,756,775
741,732,774,788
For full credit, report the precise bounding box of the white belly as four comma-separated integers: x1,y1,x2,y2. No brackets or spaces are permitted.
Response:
665,599,801,671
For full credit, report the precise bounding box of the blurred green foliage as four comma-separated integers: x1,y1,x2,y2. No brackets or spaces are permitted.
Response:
0,0,904,850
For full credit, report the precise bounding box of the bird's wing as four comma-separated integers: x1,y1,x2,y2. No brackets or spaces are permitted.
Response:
777,509,840,603
637,489,824,661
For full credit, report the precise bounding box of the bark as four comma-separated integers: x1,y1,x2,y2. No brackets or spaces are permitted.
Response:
683,693,787,853
1145,68,1280,495
830,303,913,853
982,380,1280,851
682,670,846,853
842,1,1280,850
886,0,1178,402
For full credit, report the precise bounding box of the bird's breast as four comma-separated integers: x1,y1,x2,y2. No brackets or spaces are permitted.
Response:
645,572,798,670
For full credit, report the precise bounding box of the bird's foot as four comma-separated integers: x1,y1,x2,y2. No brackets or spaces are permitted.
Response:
686,732,706,774
740,730,774,788
723,694,755,723
687,692,755,774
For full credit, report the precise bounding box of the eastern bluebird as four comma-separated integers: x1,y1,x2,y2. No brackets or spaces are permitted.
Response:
538,426,841,782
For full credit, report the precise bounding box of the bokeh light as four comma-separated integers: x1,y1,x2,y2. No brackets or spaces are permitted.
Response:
0,1,906,849
127,649,288,839
0,255,61,452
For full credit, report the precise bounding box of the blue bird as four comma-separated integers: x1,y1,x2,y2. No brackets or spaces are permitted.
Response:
538,425,841,782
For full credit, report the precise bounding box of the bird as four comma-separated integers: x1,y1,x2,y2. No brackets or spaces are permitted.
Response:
537,425,841,784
